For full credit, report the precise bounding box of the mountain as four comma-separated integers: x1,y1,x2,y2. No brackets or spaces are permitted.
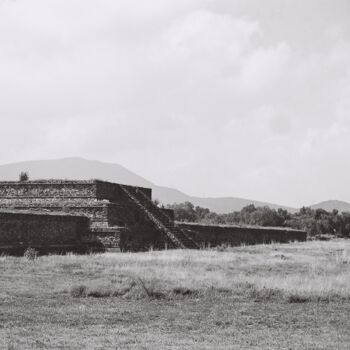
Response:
3,157,350,213
153,186,296,213
310,200,350,213
0,157,299,213
0,157,152,188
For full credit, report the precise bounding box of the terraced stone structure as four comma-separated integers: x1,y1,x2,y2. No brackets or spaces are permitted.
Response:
0,180,306,254
0,180,198,253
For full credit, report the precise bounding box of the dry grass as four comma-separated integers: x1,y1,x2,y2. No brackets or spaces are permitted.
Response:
33,239,350,302
0,240,350,349
1,240,350,301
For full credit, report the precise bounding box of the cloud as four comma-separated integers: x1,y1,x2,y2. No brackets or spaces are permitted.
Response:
0,0,349,206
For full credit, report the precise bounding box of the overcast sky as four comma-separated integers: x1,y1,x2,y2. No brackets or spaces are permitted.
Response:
0,0,349,206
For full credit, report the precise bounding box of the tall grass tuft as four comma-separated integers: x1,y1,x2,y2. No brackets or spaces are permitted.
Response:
24,247,38,261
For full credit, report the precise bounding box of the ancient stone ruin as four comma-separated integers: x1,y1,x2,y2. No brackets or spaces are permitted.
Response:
0,180,306,254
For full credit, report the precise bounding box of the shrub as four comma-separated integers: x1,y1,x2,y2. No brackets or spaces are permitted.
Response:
172,287,198,297
216,243,230,252
19,171,29,182
70,285,87,298
249,286,283,302
24,247,38,261
287,294,310,303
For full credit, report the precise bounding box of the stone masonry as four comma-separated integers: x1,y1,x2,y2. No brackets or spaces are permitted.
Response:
0,180,306,253
0,180,198,252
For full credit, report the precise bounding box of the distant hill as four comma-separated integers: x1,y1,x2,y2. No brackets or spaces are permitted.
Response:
0,157,152,188
153,186,297,213
310,200,350,213
0,156,337,214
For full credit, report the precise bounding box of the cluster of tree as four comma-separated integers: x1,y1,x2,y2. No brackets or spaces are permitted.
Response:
166,202,350,238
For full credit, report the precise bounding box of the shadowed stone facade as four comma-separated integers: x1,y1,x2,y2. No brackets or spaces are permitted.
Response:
178,222,307,247
0,180,172,252
0,180,306,253
0,210,89,254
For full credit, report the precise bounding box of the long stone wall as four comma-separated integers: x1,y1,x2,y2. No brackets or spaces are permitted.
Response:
177,222,307,247
0,210,91,254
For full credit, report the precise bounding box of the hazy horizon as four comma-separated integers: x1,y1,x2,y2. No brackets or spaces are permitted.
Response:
1,0,349,207
1,156,349,210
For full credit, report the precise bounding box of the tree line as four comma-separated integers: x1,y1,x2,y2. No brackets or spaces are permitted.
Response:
166,202,350,238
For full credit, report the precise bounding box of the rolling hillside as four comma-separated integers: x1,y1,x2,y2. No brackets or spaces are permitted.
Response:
310,200,350,213
1,157,349,213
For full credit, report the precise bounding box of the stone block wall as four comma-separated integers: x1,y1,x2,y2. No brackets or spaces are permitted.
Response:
0,181,97,198
95,180,152,202
106,203,140,227
0,198,110,227
0,180,163,252
0,180,308,253
120,222,168,251
0,210,91,254
178,222,307,247
0,180,156,229
0,180,152,201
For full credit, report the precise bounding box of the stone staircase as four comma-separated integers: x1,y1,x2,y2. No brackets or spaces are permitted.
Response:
119,185,199,249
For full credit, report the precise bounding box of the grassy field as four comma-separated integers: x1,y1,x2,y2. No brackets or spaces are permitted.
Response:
0,240,350,349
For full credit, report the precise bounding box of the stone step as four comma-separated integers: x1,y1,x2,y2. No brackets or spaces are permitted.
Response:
119,184,199,249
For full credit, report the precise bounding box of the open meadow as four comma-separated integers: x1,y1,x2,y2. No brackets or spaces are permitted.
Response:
1,240,350,349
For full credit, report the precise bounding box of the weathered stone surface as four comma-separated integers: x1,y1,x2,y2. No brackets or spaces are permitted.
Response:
0,180,307,253
0,180,96,197
0,180,151,201
0,180,163,252
177,222,307,247
0,210,90,254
